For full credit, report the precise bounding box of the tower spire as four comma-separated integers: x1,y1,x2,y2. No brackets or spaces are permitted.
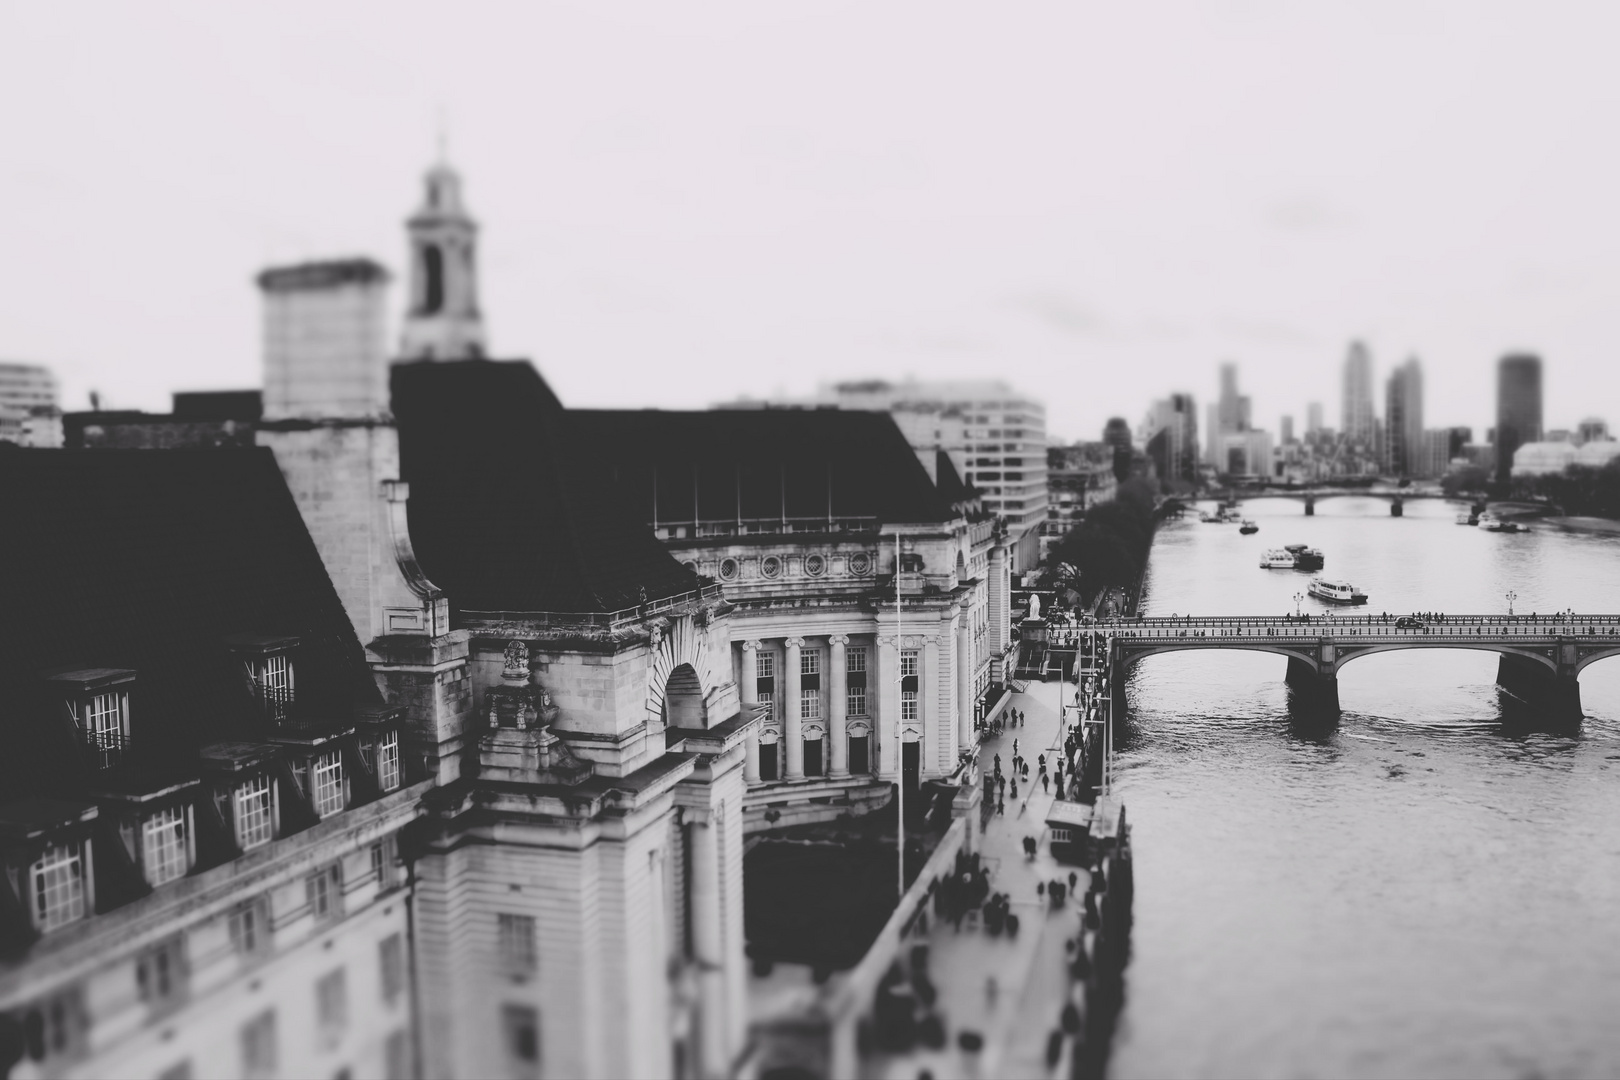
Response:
399,154,486,361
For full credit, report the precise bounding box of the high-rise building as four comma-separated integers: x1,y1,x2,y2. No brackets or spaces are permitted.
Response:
1280,415,1295,445
1384,357,1424,476
1101,416,1133,481
1341,341,1376,447
1144,394,1199,483
804,380,1048,571
0,362,60,447
1496,354,1544,482
1306,402,1324,435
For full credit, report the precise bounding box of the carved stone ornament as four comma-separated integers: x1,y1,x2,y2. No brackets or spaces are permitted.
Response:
502,640,530,681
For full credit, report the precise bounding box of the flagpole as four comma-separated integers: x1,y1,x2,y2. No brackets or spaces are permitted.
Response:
896,530,904,902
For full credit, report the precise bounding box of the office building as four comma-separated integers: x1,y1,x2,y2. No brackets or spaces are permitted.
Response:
1496,354,1543,483
1384,357,1424,477
1341,341,1376,448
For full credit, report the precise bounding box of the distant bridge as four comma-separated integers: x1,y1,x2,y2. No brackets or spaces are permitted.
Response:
1206,487,1467,516
1084,613,1620,718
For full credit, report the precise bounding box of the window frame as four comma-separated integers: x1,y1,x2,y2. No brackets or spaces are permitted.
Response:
234,775,275,850
142,804,191,886
31,840,88,933
310,749,346,818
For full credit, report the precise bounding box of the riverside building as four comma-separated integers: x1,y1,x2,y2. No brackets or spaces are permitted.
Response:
1,159,758,1080
561,408,1011,829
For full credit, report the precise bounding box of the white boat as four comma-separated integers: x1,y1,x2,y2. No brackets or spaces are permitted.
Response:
1260,548,1297,568
1308,577,1368,604
1478,512,1505,531
1455,511,1476,525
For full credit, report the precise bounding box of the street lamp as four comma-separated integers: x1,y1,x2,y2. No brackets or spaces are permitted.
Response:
1506,590,1517,616
1293,591,1304,618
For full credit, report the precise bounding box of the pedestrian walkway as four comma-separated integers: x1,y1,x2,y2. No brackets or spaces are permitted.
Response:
869,678,1090,1080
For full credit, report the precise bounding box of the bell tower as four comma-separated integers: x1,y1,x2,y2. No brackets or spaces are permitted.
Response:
400,159,486,360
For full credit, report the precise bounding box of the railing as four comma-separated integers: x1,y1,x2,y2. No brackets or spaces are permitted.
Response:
1095,613,1620,642
658,516,881,540
86,728,126,770
465,583,726,631
256,684,295,725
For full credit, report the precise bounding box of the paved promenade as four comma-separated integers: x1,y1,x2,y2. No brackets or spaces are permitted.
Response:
870,678,1089,1080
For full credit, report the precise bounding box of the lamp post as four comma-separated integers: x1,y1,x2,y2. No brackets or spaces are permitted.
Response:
1506,590,1517,617
1293,591,1304,618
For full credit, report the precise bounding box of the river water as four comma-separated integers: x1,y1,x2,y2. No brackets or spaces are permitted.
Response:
1108,497,1620,1080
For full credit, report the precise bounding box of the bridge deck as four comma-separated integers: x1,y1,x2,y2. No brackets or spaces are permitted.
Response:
1095,614,1620,648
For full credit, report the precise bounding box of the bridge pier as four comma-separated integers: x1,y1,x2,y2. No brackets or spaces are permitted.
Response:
1390,496,1403,517
1496,653,1583,723
1284,655,1340,714
1303,495,1315,516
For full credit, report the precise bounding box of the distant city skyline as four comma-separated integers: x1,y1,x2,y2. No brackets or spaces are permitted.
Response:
3,3,1618,444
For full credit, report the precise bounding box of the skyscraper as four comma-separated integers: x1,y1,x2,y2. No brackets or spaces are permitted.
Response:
1102,416,1133,481
1496,354,1544,481
1144,394,1199,483
1384,357,1424,476
1306,402,1323,435
1341,341,1375,447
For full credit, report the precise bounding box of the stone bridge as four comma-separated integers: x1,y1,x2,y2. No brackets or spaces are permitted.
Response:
1094,613,1620,719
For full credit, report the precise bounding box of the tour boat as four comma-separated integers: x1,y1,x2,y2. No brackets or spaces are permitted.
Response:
1477,512,1504,531
1239,520,1259,534
1308,578,1368,605
1260,548,1297,569
1284,544,1325,570
1455,511,1477,525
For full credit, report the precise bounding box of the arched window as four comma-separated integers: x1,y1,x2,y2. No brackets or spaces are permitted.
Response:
420,243,444,314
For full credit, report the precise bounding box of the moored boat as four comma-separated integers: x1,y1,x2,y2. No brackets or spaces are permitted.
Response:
1284,543,1325,570
1308,577,1368,605
1260,548,1296,568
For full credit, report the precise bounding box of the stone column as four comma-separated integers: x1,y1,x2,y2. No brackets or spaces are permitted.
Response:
876,636,899,779
739,640,758,703
989,541,1009,683
956,615,975,751
783,637,804,780
741,641,761,782
689,811,727,1076
828,635,849,777
924,635,939,772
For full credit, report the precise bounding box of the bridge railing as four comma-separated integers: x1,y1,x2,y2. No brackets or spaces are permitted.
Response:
1091,613,1620,641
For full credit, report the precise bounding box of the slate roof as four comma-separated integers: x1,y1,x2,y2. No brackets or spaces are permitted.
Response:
566,407,960,529
0,447,381,800
390,360,700,614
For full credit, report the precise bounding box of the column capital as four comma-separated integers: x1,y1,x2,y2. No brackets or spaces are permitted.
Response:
783,637,805,650
741,640,763,652
828,634,851,647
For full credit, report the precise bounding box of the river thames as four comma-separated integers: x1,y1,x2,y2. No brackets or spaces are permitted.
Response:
1109,496,1620,1080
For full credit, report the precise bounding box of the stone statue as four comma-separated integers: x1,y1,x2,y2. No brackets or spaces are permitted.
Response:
502,640,530,681
1029,593,1042,619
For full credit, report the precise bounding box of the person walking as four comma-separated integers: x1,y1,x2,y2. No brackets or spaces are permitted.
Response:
1042,772,1051,795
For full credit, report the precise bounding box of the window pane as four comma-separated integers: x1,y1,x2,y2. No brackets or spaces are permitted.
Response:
497,914,537,973
376,730,402,792
312,750,345,818
236,776,274,850
144,805,188,886
32,843,85,932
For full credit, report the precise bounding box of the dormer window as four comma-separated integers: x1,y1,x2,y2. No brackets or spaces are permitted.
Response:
32,841,88,932
375,730,401,793
235,776,275,850
225,635,300,728
45,668,135,769
141,805,192,886
309,751,346,818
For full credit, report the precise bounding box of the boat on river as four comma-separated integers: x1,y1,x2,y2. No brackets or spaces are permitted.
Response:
1308,578,1368,605
1284,543,1325,570
1260,548,1297,568
1456,511,1477,525
1239,520,1259,535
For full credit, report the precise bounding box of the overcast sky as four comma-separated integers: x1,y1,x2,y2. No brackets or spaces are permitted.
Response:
4,1,1618,442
